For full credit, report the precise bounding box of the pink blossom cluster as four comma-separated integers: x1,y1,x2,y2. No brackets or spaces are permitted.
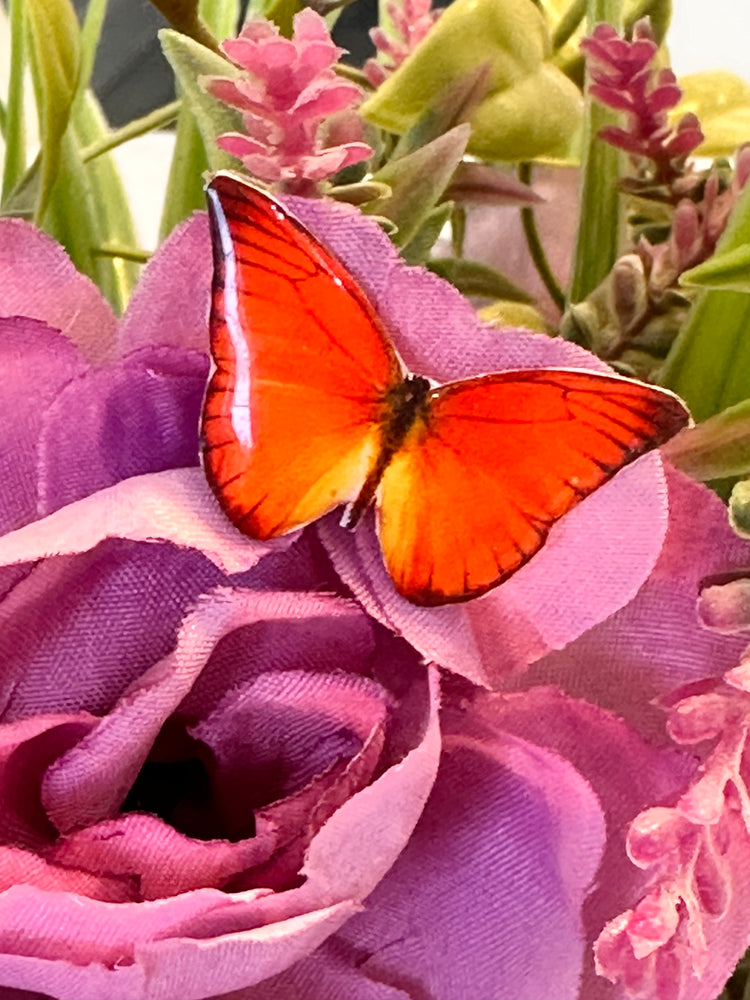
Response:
364,0,442,88
596,599,750,998
581,20,704,185
205,9,372,194
640,146,750,294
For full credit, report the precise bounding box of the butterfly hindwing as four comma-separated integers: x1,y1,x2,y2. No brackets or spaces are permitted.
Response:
376,369,689,605
203,174,402,538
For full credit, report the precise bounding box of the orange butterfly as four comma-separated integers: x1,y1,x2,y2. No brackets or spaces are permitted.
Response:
202,172,689,606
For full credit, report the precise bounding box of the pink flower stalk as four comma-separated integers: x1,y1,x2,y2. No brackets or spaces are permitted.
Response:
581,20,704,187
204,9,372,195
364,0,443,88
639,146,750,295
596,647,750,998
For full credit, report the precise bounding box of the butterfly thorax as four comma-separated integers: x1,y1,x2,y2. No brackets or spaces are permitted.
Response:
340,374,432,531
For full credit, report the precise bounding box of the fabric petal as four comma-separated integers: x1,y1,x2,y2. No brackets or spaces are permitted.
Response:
0,319,87,534
36,346,208,513
117,215,212,357
0,469,276,577
253,694,604,1000
0,220,117,364
0,541,227,721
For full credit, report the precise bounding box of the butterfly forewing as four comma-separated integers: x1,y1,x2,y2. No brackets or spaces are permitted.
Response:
203,174,402,538
376,369,689,605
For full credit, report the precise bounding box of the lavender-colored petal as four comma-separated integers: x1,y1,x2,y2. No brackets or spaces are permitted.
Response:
319,454,668,685
117,215,212,357
0,540,227,721
45,812,279,900
0,319,87,534
470,687,698,998
36,346,208,513
41,590,362,831
253,695,604,1000
0,220,117,365
0,469,277,577
0,885,357,999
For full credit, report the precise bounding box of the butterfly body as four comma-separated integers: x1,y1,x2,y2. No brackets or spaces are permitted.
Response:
202,172,690,606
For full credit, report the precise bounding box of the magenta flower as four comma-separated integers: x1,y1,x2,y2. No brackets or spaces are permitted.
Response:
204,9,372,194
0,197,748,1000
363,0,443,88
581,20,703,185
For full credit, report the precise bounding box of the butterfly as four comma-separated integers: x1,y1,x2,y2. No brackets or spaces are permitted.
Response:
201,171,690,607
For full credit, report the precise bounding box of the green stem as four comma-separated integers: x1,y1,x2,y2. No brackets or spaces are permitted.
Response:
92,242,152,263
80,99,181,162
552,0,586,50
518,162,566,313
569,0,623,304
2,0,27,201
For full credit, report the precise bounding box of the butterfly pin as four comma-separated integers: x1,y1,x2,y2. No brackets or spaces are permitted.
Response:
201,172,689,606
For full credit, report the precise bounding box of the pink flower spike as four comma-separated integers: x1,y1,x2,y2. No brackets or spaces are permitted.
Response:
581,19,702,185
204,9,372,194
364,0,443,88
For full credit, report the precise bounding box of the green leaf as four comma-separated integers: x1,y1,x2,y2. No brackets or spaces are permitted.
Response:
199,0,240,40
662,400,750,481
70,93,140,311
660,181,750,421
25,0,82,222
1,0,28,202
568,0,622,304
681,244,750,294
369,125,471,247
361,0,582,162
401,203,453,264
41,93,139,314
78,0,109,94
730,480,750,538
159,25,243,237
159,29,243,170
159,104,210,240
392,64,491,159
428,257,533,301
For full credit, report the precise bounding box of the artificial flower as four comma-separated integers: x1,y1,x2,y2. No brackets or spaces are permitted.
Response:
0,189,749,1000
203,8,372,194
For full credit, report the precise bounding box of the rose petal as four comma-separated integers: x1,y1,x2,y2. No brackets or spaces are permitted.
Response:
525,470,750,735
0,469,274,576
0,885,358,999
0,319,87,534
41,590,369,831
0,220,117,365
117,215,212,357
36,346,208,513
46,813,279,900
0,541,226,721
257,704,604,1000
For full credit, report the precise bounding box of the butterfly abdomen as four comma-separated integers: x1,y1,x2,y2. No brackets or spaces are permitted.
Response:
341,375,432,531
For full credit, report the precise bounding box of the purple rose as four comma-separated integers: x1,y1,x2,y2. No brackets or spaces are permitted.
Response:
0,197,748,1000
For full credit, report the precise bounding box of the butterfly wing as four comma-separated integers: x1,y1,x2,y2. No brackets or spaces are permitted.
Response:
376,368,689,605
203,173,402,539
